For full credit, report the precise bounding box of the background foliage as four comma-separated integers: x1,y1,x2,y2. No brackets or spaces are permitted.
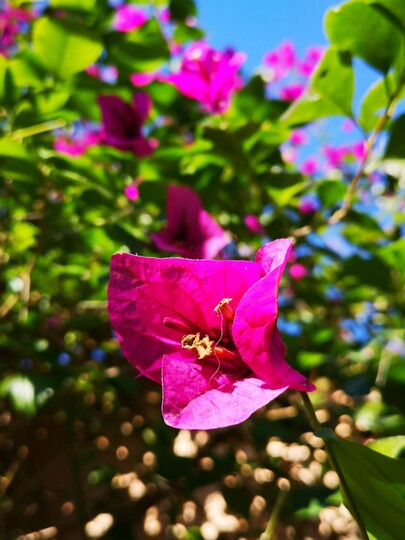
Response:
1,0,404,539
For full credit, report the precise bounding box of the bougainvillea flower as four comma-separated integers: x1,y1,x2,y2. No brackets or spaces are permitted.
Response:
98,93,154,157
263,41,296,81
53,131,100,158
300,157,318,176
108,238,314,429
289,263,308,281
280,83,305,102
297,46,324,77
151,184,230,259
112,5,148,32
244,214,265,235
165,42,246,113
124,180,140,202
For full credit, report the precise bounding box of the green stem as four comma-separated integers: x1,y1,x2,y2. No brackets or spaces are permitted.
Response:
9,119,66,140
300,392,369,540
260,481,290,540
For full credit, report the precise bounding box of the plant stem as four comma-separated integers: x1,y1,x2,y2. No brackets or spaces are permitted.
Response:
260,480,290,540
9,119,66,140
300,392,370,540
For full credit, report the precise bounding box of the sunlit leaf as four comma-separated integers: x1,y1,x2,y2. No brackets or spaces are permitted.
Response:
328,437,405,540
325,1,403,73
33,17,103,78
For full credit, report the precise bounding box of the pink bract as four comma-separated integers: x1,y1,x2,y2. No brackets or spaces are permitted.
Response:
264,41,296,81
165,42,246,113
244,214,265,235
98,93,154,157
108,238,314,429
151,184,230,259
112,5,148,32
289,263,308,281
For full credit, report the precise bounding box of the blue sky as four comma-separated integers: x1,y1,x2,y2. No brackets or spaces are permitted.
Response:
196,1,338,72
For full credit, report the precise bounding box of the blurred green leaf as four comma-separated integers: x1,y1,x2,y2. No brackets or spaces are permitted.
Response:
9,51,49,89
368,436,405,457
50,0,96,10
0,375,36,415
10,222,38,253
107,18,170,72
0,139,40,182
282,47,354,125
318,180,347,207
325,1,403,73
33,17,103,78
365,0,405,29
297,351,327,369
384,114,405,158
170,0,197,22
329,437,405,540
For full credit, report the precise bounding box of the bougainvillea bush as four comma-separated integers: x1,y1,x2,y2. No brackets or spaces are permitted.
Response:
1,0,405,539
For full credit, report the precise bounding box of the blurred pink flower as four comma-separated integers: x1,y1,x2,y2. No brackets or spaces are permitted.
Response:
300,157,318,176
351,141,366,161
130,72,160,87
280,83,305,102
112,5,148,32
298,196,319,215
108,237,314,429
341,118,356,133
124,181,140,201
264,41,296,81
98,93,155,157
323,145,349,169
0,6,35,56
165,42,246,113
151,184,229,259
289,263,308,281
244,214,265,234
53,132,100,158
297,45,324,77
289,129,308,146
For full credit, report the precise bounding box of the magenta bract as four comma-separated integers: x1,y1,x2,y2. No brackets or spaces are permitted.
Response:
108,238,314,429
151,184,230,259
166,42,246,113
98,93,154,157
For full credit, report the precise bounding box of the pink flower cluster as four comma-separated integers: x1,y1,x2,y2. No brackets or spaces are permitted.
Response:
166,42,247,113
263,41,324,102
53,131,100,158
0,6,34,57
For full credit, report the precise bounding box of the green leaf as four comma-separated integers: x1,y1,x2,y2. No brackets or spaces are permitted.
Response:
11,222,38,253
325,1,403,73
358,77,389,132
50,0,96,10
368,436,405,458
282,47,354,125
9,51,48,88
365,0,405,29
297,351,327,369
312,47,354,117
384,114,405,158
318,180,347,207
173,24,204,44
0,139,40,182
33,17,103,78
169,0,197,22
328,437,405,540
378,238,405,276
107,18,170,72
